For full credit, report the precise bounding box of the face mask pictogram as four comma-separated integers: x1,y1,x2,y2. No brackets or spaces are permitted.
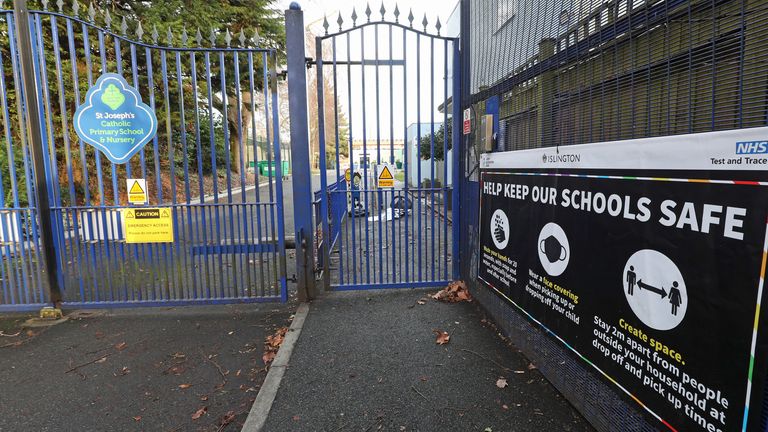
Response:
540,235,567,263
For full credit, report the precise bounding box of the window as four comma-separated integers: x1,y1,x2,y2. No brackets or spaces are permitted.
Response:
496,0,518,31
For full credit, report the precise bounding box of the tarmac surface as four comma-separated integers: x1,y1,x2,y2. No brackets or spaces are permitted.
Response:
0,303,295,432
263,289,594,431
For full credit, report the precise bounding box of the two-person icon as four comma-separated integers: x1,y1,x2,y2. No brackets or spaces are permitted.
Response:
626,266,682,316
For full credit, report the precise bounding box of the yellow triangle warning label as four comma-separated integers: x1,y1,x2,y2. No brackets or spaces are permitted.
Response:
126,210,134,218
129,181,145,195
379,166,393,180
161,210,170,218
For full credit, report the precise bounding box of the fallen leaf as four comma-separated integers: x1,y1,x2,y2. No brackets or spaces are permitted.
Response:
432,280,472,303
191,406,207,420
200,395,209,401
434,330,450,345
132,416,141,422
95,356,108,364
262,351,276,365
496,377,508,388
416,300,426,305
114,342,127,351
218,410,236,427
527,363,538,370
179,384,192,389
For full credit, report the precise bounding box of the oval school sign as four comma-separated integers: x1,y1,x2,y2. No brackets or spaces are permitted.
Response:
74,73,158,164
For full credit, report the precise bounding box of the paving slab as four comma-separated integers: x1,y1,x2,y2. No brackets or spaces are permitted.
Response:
263,289,594,432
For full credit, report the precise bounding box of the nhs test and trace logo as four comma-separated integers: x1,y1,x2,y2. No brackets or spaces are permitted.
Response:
735,141,768,155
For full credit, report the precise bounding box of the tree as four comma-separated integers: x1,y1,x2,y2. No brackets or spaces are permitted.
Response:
0,0,285,207
419,122,452,161
306,28,350,171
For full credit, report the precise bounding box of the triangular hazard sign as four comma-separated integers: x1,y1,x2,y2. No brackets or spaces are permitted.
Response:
129,181,145,195
161,210,170,218
379,166,393,180
126,210,134,218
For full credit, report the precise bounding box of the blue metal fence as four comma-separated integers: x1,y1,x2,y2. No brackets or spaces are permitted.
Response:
312,6,461,291
0,3,287,310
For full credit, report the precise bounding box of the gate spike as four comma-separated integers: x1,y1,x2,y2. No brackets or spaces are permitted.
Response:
380,2,385,21
72,0,79,17
209,29,216,46
136,21,143,40
337,12,343,31
181,27,189,46
393,4,400,23
104,9,112,29
42,0,49,11
322,15,329,35
407,9,414,28
166,27,173,46
87,2,95,22
120,17,128,35
253,28,260,45
151,24,159,44
238,29,246,46
435,17,441,35
422,14,428,32
195,28,202,46
224,28,232,47
351,7,357,27
365,3,371,22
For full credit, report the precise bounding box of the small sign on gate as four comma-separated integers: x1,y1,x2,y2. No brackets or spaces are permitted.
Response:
122,208,173,243
126,178,147,205
377,165,394,188
463,107,471,135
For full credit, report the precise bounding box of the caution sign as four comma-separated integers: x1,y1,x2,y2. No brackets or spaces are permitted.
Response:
126,178,147,205
122,208,173,243
377,165,394,188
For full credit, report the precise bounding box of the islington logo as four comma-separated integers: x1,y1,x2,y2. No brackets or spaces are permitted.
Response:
735,141,768,155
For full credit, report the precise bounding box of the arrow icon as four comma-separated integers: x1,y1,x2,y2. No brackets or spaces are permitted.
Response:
637,279,668,299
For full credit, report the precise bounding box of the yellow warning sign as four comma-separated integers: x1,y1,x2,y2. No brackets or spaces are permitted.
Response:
127,178,148,204
122,208,173,243
378,165,394,188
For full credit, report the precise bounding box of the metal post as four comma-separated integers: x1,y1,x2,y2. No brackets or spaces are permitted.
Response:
285,3,316,301
13,0,62,307
315,38,331,291
451,39,461,281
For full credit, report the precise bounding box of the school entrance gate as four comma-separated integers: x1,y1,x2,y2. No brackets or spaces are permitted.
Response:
0,2,287,311
303,5,461,291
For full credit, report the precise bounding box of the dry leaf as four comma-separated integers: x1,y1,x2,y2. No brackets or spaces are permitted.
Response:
416,300,426,305
432,280,472,303
496,377,508,388
114,342,127,351
200,395,209,401
191,406,207,420
434,330,450,345
262,351,276,365
527,363,538,370
179,384,192,389
132,416,141,422
219,410,236,427
95,356,108,364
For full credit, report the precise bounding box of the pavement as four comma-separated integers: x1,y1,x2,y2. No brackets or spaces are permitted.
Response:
0,303,295,432
261,289,594,432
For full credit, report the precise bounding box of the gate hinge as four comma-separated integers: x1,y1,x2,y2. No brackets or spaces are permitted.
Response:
305,56,314,68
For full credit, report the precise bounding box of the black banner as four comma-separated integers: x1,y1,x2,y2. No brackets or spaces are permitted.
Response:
478,169,768,432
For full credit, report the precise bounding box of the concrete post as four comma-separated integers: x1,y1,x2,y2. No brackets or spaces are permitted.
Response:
285,3,316,301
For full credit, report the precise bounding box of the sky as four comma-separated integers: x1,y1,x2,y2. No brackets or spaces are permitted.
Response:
276,0,461,143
